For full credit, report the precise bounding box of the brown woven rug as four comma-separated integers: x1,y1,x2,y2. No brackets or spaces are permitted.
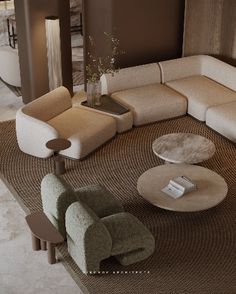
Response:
0,116,236,294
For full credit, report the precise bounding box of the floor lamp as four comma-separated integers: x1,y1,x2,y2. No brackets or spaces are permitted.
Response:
45,16,62,91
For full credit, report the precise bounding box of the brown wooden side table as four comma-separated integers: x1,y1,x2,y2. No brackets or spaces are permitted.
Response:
25,212,64,264
46,138,71,175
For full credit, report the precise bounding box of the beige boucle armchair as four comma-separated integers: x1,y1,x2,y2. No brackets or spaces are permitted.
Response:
16,86,116,159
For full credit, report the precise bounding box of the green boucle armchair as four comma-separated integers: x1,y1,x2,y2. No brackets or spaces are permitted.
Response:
41,173,124,239
41,173,155,274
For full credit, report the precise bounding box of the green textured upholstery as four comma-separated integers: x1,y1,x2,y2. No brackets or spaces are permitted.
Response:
102,212,155,266
66,208,155,274
66,202,112,273
41,174,124,239
41,174,77,239
75,185,124,218
41,174,155,274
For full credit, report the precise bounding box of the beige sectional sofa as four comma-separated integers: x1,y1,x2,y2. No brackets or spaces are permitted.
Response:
101,55,236,142
16,55,236,160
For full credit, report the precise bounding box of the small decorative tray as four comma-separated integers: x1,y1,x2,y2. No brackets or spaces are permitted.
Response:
81,95,130,115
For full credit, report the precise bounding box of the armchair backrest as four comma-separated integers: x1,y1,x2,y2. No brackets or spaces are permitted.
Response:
22,86,72,122
41,173,77,239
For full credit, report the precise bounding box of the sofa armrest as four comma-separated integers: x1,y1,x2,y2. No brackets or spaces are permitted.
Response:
75,184,124,218
66,202,112,263
22,86,72,121
201,55,236,92
160,55,236,92
100,63,161,95
16,108,59,158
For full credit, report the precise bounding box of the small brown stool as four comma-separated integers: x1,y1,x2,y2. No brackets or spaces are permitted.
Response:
25,212,64,264
46,138,71,175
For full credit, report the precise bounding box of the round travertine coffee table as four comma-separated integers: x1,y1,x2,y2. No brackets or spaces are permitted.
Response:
152,133,216,164
137,164,228,212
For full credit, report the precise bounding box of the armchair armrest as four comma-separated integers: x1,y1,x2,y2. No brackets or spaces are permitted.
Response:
16,108,59,158
66,202,112,273
75,184,124,218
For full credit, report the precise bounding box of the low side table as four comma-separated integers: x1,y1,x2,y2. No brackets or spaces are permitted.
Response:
46,138,71,175
25,212,64,264
81,94,130,115
74,90,133,133
152,133,216,164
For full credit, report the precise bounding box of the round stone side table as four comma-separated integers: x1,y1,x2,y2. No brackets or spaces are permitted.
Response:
152,133,216,164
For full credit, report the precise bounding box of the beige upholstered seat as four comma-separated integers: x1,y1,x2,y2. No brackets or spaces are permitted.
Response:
206,101,236,142
166,76,236,121
112,84,187,126
101,62,187,126
16,86,116,159
160,55,236,121
48,108,116,159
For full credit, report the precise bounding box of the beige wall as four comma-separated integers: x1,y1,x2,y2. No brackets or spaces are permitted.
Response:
84,0,185,82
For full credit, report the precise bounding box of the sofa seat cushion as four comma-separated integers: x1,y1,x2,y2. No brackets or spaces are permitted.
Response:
166,76,236,121
111,84,187,126
48,107,116,159
206,101,236,142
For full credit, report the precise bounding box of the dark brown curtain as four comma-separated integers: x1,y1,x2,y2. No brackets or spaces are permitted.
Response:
183,0,236,66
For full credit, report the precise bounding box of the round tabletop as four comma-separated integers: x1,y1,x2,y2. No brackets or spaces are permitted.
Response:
46,138,71,152
152,133,216,164
137,164,228,212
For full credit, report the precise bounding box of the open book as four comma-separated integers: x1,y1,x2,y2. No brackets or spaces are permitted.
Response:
162,176,197,199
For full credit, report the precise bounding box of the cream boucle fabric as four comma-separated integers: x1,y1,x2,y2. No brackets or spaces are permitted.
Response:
16,109,59,158
206,101,236,142
166,76,236,121
22,86,72,122
48,108,116,159
159,55,203,83
16,86,117,159
160,55,236,92
101,63,161,95
111,84,187,126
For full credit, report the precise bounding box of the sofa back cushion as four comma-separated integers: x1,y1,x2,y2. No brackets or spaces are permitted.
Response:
159,55,202,83
22,86,72,122
101,63,161,94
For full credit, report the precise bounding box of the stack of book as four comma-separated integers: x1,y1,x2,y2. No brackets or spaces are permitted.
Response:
162,175,197,199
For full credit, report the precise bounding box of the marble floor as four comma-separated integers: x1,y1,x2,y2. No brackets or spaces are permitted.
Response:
0,81,83,293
